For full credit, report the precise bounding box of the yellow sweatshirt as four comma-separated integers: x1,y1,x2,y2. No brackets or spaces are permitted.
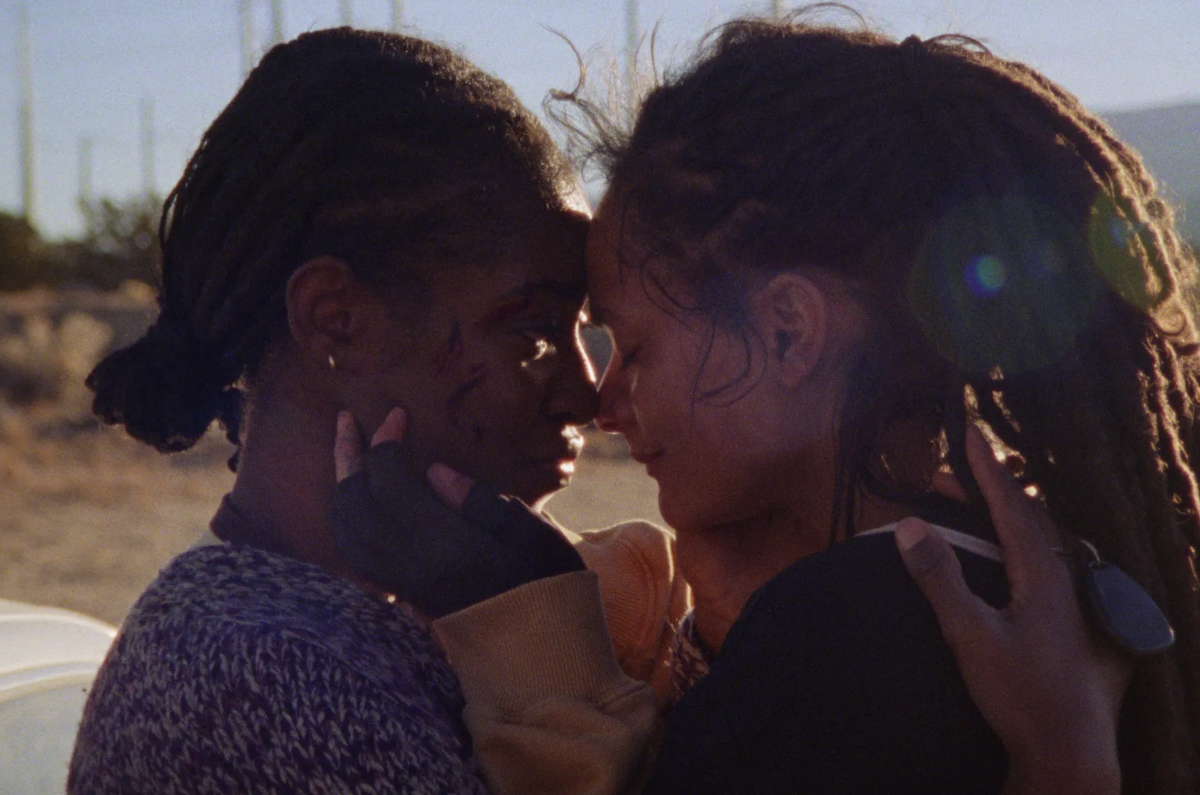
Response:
432,521,688,795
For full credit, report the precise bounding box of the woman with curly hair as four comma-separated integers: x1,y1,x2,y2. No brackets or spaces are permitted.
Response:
340,12,1191,795
574,15,1199,794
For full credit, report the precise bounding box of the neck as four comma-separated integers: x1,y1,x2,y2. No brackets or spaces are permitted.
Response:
226,381,353,579
677,514,827,652
675,438,835,651
678,441,916,652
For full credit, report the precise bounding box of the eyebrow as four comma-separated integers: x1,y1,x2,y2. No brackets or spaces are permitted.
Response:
502,278,587,303
485,278,587,326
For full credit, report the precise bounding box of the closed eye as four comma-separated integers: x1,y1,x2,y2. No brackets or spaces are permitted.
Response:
520,326,564,360
617,346,639,371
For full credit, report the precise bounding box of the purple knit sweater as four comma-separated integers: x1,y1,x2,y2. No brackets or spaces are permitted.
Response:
68,543,490,794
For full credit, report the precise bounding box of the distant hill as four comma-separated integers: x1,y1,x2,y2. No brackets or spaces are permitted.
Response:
1103,102,1200,244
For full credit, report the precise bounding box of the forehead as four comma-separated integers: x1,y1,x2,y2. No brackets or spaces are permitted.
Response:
585,195,713,337
434,207,589,317
584,197,637,324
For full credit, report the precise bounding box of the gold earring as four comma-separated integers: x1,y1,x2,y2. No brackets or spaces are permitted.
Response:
328,354,337,371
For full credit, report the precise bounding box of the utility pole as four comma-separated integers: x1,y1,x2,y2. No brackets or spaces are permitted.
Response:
77,136,93,209
17,1,35,226
140,98,156,200
773,0,785,19
270,0,284,45
240,0,255,77
391,0,403,32
340,0,352,27
624,0,638,112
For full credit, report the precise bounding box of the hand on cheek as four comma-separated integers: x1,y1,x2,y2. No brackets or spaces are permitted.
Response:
333,406,408,482
329,406,585,618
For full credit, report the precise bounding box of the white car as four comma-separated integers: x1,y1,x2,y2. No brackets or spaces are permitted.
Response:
0,600,116,794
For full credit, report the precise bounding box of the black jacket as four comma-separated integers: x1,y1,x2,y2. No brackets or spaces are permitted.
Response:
646,532,1010,795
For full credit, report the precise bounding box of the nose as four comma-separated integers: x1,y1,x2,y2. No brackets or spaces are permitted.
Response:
545,333,599,426
595,354,633,434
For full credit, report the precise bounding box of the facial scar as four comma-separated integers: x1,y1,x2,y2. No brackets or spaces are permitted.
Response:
436,320,464,373
446,362,486,427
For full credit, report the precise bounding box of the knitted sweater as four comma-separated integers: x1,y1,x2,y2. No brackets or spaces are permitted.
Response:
68,543,490,795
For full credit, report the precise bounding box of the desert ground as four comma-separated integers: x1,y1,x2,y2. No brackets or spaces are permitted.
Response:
0,290,664,626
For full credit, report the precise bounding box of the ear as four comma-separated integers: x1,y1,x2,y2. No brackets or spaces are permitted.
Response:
752,272,829,388
285,256,374,373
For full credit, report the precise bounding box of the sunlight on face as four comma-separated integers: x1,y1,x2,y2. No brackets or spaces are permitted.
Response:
584,199,795,534
368,207,597,506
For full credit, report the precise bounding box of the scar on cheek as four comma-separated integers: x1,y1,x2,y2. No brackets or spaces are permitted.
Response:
436,320,465,373
446,362,487,426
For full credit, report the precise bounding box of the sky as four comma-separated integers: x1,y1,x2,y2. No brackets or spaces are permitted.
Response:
1,0,1198,239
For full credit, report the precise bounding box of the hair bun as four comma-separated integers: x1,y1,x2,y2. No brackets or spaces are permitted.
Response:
86,323,233,453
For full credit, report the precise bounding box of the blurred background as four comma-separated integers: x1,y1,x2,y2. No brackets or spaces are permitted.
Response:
0,0,1197,624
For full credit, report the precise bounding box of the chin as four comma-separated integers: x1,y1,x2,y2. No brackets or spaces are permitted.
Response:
510,466,573,507
657,486,726,535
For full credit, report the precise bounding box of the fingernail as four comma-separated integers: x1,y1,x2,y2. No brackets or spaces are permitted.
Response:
894,520,930,552
336,410,351,433
371,407,407,446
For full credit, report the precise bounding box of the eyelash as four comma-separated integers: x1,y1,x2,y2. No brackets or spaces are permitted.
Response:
519,322,571,359
521,323,566,343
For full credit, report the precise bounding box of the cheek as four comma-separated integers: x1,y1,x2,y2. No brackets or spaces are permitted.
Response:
656,419,780,533
445,356,544,446
694,326,763,401
642,372,785,531
633,335,732,435
445,361,490,441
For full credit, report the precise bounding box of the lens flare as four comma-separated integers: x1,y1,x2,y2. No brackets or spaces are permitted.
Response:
963,255,1006,298
1089,193,1162,312
907,190,1099,377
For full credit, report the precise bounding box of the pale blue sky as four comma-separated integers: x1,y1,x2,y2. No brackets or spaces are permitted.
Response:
2,0,1198,238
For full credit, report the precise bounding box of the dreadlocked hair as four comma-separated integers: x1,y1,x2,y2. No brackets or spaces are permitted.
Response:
87,27,575,467
558,8,1200,793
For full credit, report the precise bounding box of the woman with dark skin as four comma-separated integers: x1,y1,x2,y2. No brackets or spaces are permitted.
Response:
70,28,600,793
73,21,1124,795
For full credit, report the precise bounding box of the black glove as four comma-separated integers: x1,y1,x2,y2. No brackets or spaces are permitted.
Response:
331,441,585,618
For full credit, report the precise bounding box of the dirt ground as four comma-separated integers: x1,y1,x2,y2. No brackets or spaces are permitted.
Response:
0,415,664,626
